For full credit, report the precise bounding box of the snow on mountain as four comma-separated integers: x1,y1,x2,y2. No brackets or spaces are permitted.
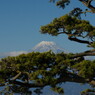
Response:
0,41,67,59
30,41,68,53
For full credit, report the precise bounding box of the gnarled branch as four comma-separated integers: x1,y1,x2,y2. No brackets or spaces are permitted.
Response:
71,49,95,58
68,37,92,44
9,72,88,88
79,0,95,13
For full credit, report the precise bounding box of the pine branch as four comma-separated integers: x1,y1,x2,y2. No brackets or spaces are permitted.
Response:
68,37,92,44
71,49,95,58
11,72,22,81
8,72,93,88
79,0,95,13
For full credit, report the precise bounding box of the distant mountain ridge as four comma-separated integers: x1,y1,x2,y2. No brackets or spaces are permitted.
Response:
31,41,68,53
0,41,68,58
0,41,94,60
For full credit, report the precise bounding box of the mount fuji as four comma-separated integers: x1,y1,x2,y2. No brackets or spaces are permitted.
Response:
0,41,67,59
30,41,68,53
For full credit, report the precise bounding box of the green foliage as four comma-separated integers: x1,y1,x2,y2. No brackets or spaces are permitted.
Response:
72,60,95,79
40,14,94,41
69,8,83,19
51,86,64,94
0,51,86,94
90,42,95,48
0,51,95,94
81,89,95,95
50,0,70,9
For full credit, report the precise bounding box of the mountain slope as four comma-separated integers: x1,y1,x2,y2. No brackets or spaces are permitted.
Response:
31,41,68,53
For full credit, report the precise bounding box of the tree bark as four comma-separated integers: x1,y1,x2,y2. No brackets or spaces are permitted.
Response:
71,49,95,58
68,37,92,45
8,72,91,88
79,0,95,13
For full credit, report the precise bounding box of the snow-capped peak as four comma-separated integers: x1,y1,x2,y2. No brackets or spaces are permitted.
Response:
34,41,57,49
31,41,68,53
36,41,56,47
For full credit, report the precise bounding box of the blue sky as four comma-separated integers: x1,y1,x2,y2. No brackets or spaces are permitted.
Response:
0,0,95,56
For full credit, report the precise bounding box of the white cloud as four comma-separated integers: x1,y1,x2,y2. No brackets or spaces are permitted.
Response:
0,51,28,58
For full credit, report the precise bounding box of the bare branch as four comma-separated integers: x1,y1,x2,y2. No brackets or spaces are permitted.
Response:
11,72,21,81
68,37,92,44
71,49,95,58
79,0,95,13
